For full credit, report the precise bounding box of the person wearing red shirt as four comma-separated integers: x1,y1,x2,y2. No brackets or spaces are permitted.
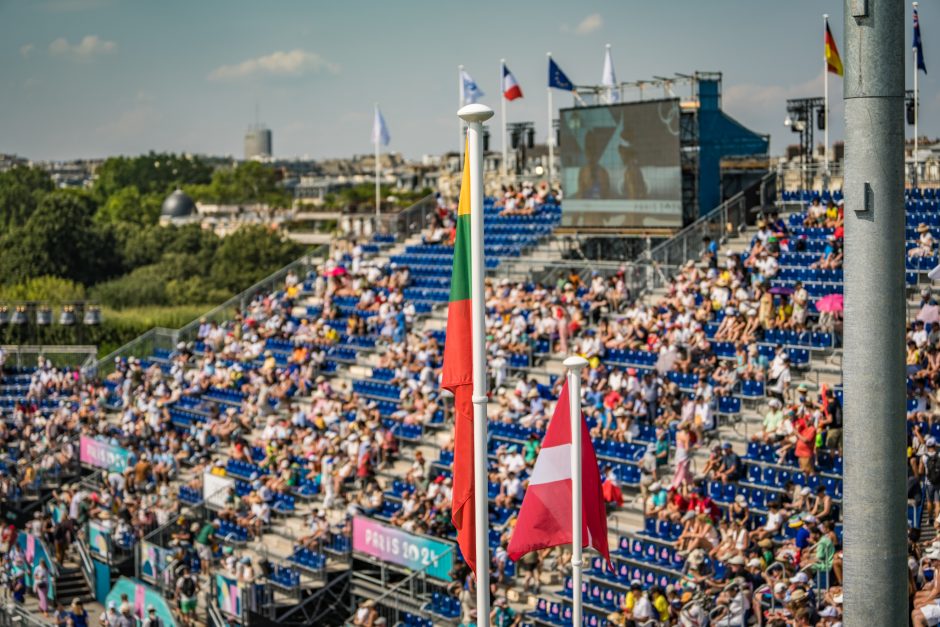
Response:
794,417,817,475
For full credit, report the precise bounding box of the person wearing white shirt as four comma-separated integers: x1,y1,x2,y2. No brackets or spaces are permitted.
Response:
631,588,654,623
608,369,624,392
913,321,930,349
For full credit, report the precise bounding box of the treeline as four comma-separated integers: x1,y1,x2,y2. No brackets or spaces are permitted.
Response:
0,152,304,309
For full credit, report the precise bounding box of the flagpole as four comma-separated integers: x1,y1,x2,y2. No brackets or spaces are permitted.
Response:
564,355,588,627
500,59,508,179
547,53,555,187
374,104,381,225
605,44,613,104
459,65,465,164
914,3,920,188
458,102,494,626
824,14,830,188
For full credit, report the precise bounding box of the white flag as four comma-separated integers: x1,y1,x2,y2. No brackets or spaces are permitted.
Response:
460,69,485,105
601,44,619,104
372,105,390,147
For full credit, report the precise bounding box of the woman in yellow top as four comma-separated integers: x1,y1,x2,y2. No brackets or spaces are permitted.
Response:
650,586,670,622
907,340,923,377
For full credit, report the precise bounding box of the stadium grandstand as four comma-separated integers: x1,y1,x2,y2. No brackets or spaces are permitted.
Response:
0,167,886,627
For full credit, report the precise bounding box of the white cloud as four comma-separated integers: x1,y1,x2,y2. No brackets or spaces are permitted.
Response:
208,49,339,81
20,44,34,58
49,35,117,59
575,13,603,35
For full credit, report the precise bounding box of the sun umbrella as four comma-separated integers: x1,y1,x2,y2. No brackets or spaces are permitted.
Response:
324,266,347,277
814,293,844,313
918,303,940,325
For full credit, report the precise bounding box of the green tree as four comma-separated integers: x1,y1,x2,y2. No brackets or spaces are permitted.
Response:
0,276,86,303
0,190,117,286
95,187,163,225
188,161,291,208
92,152,212,200
0,165,55,228
90,265,169,308
210,225,304,292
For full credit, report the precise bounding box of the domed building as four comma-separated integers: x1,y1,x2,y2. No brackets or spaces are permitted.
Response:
160,189,197,223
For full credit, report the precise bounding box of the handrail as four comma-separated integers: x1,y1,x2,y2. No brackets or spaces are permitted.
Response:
94,244,330,376
374,193,437,240
343,544,456,623
75,532,96,597
649,171,776,266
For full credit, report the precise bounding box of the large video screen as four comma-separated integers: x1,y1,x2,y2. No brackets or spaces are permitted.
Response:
559,99,682,229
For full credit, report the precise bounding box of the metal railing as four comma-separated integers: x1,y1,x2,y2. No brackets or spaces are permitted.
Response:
95,246,330,376
0,344,98,373
373,193,438,241
648,171,776,271
176,249,327,343
345,545,457,626
0,604,51,627
94,327,180,377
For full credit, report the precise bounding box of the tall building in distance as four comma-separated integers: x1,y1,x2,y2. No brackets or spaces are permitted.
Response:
244,125,273,161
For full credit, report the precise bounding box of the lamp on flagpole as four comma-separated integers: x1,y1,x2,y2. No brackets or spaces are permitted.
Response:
458,102,494,626
563,355,589,627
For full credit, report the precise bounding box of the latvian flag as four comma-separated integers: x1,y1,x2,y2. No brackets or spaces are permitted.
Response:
507,381,612,567
503,63,523,101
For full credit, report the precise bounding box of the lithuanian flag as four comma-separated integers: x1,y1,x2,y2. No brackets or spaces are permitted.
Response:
441,144,477,574
826,18,844,77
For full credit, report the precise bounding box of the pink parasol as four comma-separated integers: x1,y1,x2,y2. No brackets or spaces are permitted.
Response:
324,266,348,277
814,293,844,313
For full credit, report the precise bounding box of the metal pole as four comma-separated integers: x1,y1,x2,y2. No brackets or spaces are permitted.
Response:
458,102,494,626
458,65,465,163
843,1,907,626
914,7,920,188
547,53,555,187
374,104,381,224
824,14,830,187
501,59,508,180
564,355,588,627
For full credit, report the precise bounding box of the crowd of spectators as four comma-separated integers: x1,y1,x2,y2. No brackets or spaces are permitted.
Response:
0,185,858,627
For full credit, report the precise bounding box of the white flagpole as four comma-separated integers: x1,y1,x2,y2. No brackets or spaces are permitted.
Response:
500,59,508,179
914,4,920,187
605,43,613,104
564,355,588,627
458,102,494,626
459,65,465,163
824,14,830,187
374,104,381,224
547,53,555,187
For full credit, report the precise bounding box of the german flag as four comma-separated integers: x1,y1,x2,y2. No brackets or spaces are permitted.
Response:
826,18,844,77
441,143,477,574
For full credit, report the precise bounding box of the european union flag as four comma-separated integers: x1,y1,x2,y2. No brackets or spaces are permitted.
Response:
915,6,927,75
548,57,574,91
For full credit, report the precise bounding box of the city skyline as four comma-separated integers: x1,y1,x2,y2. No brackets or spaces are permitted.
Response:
1,0,937,161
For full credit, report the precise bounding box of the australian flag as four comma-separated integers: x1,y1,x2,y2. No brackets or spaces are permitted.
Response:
915,5,927,74
548,57,574,91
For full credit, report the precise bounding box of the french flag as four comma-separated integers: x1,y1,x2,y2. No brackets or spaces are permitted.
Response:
502,63,523,101
507,381,611,566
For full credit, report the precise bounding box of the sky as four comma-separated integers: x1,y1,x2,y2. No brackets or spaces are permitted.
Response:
2,0,939,162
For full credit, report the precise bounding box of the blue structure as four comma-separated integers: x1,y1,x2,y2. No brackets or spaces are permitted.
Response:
695,75,769,216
